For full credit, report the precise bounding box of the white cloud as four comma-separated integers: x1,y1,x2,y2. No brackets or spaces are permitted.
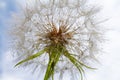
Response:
86,30,120,80
1,51,34,80
1,74,24,80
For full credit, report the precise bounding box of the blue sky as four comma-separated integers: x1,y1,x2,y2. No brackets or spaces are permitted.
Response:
0,0,120,80
0,0,17,52
0,0,17,51
0,0,30,79
0,0,17,76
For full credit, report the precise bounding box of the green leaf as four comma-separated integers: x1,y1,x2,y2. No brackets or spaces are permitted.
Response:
63,50,95,80
15,49,46,67
64,52,84,80
69,54,96,69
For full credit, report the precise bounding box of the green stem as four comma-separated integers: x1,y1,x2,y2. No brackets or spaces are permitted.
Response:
44,45,61,80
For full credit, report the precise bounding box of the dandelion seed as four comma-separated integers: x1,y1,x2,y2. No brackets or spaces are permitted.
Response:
10,0,105,80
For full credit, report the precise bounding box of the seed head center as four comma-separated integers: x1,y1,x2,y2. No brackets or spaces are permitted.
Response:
48,27,68,45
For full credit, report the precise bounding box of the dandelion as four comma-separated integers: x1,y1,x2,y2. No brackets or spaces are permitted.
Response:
10,0,104,80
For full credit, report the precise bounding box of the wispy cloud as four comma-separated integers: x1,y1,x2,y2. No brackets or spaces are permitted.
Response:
0,0,23,79
1,74,24,80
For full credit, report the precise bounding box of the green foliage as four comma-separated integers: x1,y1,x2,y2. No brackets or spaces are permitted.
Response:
44,44,62,80
15,44,94,80
15,49,46,67
64,50,95,80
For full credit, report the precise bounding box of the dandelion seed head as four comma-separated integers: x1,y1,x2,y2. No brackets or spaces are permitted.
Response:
10,0,105,80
